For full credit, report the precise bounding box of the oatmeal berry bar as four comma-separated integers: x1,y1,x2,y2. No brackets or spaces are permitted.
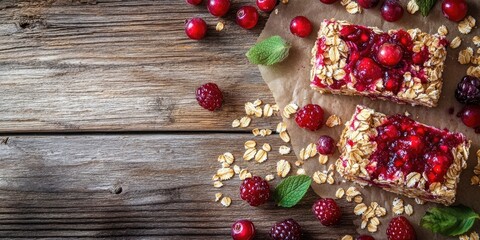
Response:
310,19,448,107
336,106,471,205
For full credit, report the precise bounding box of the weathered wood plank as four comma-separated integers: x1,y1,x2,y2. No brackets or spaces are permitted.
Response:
0,0,275,132
0,134,355,238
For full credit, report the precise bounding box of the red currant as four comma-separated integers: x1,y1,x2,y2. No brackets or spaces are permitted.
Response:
236,6,259,30
290,16,313,38
231,220,255,240
207,0,230,17
381,0,404,22
186,0,202,5
442,0,468,22
458,105,480,128
357,0,379,9
319,0,339,4
185,18,207,40
257,0,277,12
377,43,403,67
316,135,336,155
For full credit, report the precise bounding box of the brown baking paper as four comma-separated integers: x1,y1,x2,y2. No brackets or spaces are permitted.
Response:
258,0,480,238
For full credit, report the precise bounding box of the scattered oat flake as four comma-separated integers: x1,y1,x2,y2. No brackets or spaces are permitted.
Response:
346,1,361,14
212,174,219,181
326,115,342,127
281,0,288,4
340,0,351,6
405,204,414,216
263,104,274,117
280,131,290,143
265,174,275,181
279,145,291,155
262,143,272,152
341,235,353,240
282,103,298,119
438,25,448,36
458,47,473,64
392,198,405,215
215,193,222,202
221,162,230,168
252,128,260,136
327,172,335,184
346,186,361,197
253,99,262,106
243,148,256,161
276,122,287,133
473,36,480,47
239,169,252,180
318,154,329,165
313,171,327,184
470,231,479,240
277,160,291,177
354,203,368,215
233,165,241,174
215,21,224,31
232,119,240,128
407,0,419,14
367,222,378,233
221,196,231,207
254,149,268,163
217,168,234,180
213,181,223,188
294,160,303,167
297,168,306,175
450,36,462,49
458,16,476,34
354,195,363,203
223,152,234,164
240,116,252,128
335,188,345,199
259,129,272,137
244,140,256,149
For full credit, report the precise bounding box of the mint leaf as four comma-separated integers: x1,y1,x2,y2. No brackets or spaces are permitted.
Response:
421,205,480,236
274,175,311,208
416,0,437,16
246,35,290,66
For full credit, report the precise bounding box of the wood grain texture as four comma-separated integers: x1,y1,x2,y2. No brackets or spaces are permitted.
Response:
0,0,275,132
0,134,356,239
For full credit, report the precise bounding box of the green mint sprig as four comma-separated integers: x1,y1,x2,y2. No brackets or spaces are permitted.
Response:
246,35,290,66
273,175,312,208
416,0,438,16
421,205,480,236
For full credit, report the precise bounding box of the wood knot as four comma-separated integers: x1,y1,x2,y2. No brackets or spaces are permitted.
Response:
110,185,123,195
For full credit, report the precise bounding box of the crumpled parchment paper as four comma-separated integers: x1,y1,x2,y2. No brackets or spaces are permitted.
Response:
258,0,480,238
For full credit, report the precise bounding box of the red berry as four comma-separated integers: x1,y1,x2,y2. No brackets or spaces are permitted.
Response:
458,105,480,128
316,135,336,155
257,0,277,12
185,18,207,40
319,0,339,4
377,43,403,67
355,57,382,83
195,83,223,111
240,176,270,206
231,220,255,240
236,6,259,30
186,0,202,5
312,198,342,226
290,16,313,38
295,104,325,131
269,219,301,240
357,0,379,8
386,216,416,240
207,0,230,17
381,0,404,22
357,235,375,240
442,0,468,22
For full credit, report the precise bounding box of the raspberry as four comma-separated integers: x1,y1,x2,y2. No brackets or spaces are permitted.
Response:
240,176,270,206
386,216,416,240
269,218,301,240
312,198,342,226
195,83,223,111
295,104,325,131
455,75,480,105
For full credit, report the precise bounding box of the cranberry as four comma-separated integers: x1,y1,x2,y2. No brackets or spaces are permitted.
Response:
290,16,313,38
357,236,375,240
412,47,429,65
381,0,404,22
458,105,480,130
355,57,382,83
442,0,468,22
316,135,336,155
207,0,230,17
377,43,403,67
257,0,277,12
357,0,379,9
185,18,207,40
186,0,202,5
319,0,339,4
384,77,400,93
231,220,255,240
236,6,259,30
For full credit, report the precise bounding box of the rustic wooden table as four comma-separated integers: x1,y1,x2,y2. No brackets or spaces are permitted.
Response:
0,1,356,238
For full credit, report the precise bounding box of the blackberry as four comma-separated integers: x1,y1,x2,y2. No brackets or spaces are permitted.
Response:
455,75,480,105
